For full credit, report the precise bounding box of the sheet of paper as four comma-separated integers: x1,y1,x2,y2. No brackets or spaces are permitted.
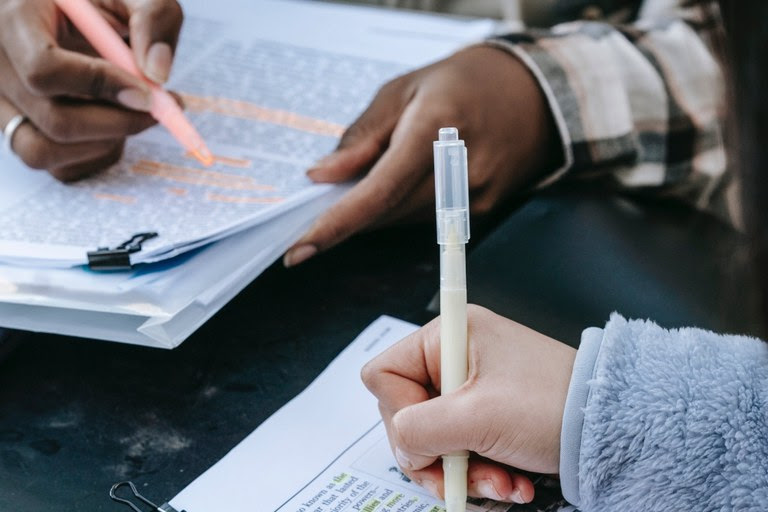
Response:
170,316,571,512
0,0,495,268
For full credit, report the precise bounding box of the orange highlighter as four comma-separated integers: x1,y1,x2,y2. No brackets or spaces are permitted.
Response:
53,0,214,166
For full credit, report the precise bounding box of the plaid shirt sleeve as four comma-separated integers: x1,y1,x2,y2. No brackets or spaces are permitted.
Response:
486,1,735,225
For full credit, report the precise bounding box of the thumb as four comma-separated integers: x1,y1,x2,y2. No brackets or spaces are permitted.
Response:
120,0,184,84
307,76,413,183
389,392,478,472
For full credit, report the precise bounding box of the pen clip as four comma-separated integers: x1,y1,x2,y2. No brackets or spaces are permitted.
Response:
109,481,185,512
87,232,158,271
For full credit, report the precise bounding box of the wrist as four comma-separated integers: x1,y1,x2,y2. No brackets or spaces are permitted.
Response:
477,42,564,189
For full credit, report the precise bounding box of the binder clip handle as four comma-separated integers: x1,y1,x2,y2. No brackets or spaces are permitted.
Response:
88,232,158,271
109,481,184,512
110,481,158,512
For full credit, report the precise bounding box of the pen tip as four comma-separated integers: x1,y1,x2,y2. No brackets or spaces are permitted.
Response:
192,146,215,167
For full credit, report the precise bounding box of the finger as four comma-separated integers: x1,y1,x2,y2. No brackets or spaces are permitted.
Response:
376,401,442,489
378,174,435,227
0,45,157,142
118,0,184,83
362,319,446,474
387,394,478,471
284,100,434,265
49,139,125,181
0,4,152,108
307,75,414,183
33,98,155,144
466,461,534,504
350,175,434,234
408,459,535,504
0,96,125,177
361,318,442,414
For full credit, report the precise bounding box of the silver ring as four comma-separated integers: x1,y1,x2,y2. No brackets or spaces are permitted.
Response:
2,114,27,155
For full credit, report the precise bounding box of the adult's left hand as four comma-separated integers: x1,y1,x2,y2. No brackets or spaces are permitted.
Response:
284,45,561,267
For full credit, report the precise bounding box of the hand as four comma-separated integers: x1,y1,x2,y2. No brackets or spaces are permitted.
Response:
361,305,576,504
284,45,561,267
0,0,183,180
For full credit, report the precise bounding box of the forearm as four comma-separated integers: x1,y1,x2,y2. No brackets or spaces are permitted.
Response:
485,1,729,220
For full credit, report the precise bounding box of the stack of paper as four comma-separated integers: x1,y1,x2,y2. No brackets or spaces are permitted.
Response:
0,0,495,347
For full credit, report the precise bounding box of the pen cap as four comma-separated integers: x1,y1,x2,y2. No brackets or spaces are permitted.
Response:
434,127,470,244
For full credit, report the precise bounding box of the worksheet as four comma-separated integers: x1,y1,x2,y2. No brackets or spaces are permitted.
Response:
169,316,572,512
0,0,494,267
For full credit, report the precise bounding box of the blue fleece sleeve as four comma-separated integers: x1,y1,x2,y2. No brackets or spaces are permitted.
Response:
576,314,768,511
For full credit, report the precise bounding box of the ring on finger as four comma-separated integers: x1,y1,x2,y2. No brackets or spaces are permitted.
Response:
2,114,28,155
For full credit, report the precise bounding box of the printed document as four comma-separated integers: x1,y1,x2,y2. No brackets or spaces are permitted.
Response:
0,0,495,345
170,316,570,512
0,0,494,268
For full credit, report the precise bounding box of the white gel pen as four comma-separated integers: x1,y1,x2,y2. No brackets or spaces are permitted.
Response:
434,127,470,512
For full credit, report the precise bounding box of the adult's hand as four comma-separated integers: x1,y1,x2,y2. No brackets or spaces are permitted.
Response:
284,45,561,267
0,0,183,180
361,305,576,504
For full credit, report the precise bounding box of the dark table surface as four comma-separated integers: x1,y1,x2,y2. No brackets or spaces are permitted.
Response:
0,189,762,512
0,219,442,512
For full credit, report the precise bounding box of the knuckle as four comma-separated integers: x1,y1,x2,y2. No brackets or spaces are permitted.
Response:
338,120,367,148
36,107,71,143
132,0,184,34
83,60,109,98
48,167,82,182
125,112,157,135
314,211,352,249
155,0,184,23
424,101,466,128
20,47,58,95
16,136,52,171
377,74,408,97
360,360,390,397
165,0,184,24
390,408,416,450
466,304,484,318
102,141,125,167
359,361,378,391
471,190,497,216
467,304,493,325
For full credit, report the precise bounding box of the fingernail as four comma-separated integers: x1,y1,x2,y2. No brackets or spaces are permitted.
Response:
419,479,439,499
507,489,525,504
476,480,503,501
283,244,317,268
395,447,413,470
145,42,173,84
117,88,152,112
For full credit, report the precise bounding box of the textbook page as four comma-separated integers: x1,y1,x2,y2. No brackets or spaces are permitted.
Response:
0,0,494,268
170,316,570,512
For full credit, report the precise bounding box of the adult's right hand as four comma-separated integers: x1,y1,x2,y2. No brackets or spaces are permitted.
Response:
0,0,183,181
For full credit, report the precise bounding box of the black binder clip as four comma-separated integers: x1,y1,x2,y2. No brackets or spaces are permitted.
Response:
110,481,186,512
87,232,158,271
